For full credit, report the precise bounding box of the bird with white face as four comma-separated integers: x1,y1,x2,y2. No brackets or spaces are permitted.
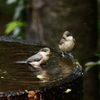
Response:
27,47,51,68
59,31,75,57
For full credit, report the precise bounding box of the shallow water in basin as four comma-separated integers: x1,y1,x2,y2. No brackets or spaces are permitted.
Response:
0,41,74,92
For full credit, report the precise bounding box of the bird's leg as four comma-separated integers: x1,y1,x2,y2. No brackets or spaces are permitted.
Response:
64,52,69,57
61,51,65,57
65,52,74,58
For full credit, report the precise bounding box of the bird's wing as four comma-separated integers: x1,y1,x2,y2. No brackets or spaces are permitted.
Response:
27,54,43,63
59,39,65,45
73,38,76,42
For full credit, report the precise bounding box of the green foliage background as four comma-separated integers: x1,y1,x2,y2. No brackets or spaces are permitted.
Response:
5,0,25,39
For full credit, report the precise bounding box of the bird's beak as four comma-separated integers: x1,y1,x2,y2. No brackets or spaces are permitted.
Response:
47,52,51,55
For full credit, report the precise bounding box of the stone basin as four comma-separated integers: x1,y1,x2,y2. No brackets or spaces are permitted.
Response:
0,36,83,100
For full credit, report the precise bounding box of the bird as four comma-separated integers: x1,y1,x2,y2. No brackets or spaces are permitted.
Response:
27,47,51,68
59,31,75,57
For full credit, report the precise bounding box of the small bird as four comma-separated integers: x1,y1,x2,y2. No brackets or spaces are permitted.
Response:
59,31,75,57
27,47,51,68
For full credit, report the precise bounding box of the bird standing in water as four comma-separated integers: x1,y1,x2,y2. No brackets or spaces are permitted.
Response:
59,31,75,57
27,47,50,68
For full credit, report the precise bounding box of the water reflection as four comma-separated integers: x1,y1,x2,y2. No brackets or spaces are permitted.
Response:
0,40,75,92
59,57,74,78
27,64,50,83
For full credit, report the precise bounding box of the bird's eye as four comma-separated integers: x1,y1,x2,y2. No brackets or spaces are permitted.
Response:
41,49,47,52
66,33,72,37
62,37,66,39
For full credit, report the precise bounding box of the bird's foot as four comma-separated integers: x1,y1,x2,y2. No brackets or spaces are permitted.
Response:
61,51,66,57
65,52,74,58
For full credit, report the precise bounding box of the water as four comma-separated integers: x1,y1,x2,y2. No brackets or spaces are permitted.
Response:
0,40,74,92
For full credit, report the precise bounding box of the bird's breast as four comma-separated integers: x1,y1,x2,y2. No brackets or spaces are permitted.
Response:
59,40,75,52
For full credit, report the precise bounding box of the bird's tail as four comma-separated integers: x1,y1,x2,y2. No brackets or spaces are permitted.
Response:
16,60,27,64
